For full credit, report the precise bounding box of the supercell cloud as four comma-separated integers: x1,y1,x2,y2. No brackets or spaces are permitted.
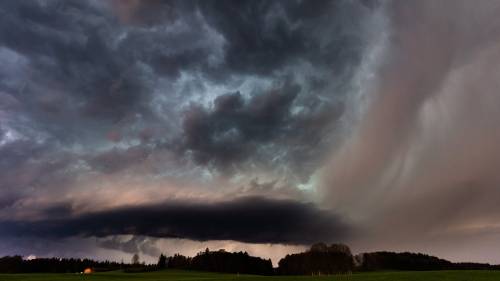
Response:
0,197,348,244
0,0,372,261
1,0,500,265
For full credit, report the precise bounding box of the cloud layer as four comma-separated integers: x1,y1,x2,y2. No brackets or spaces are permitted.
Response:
0,1,377,258
0,197,349,244
0,0,375,206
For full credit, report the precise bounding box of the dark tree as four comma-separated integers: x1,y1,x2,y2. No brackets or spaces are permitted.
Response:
358,251,468,271
157,254,167,269
165,250,272,275
131,253,140,265
189,249,273,275
0,256,126,273
167,254,191,269
278,243,354,275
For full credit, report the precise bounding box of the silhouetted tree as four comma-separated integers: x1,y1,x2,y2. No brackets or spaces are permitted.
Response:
358,252,454,271
157,254,167,269
0,256,125,273
189,249,273,275
131,253,140,265
278,243,354,275
167,254,191,269
310,242,328,252
164,250,272,275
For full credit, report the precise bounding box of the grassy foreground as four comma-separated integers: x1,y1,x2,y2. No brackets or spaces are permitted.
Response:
1,270,500,281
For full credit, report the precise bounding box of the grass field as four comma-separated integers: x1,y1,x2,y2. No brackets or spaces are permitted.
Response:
1,270,500,281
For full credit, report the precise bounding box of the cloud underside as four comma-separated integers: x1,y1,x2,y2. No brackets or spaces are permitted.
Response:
0,197,348,245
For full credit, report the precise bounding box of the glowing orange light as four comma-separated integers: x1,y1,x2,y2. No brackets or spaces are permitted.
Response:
83,268,93,274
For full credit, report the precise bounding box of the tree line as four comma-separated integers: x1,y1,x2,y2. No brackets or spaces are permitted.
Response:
356,251,497,271
157,248,273,275
1,243,499,274
0,256,125,273
277,243,353,275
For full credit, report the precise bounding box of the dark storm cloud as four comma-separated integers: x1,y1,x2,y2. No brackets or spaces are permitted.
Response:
0,0,372,177
198,0,370,78
181,79,345,175
173,0,373,174
0,0,210,127
0,0,151,132
0,0,377,258
0,197,349,245
182,81,300,168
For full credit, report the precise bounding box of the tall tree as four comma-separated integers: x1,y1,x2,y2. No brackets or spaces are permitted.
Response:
157,254,167,269
131,253,140,265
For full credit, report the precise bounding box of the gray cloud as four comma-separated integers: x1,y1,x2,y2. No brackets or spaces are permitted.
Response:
198,0,372,78
181,81,300,168
0,0,372,180
88,145,151,174
98,236,161,257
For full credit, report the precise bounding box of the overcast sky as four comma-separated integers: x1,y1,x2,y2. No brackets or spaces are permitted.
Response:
1,0,500,265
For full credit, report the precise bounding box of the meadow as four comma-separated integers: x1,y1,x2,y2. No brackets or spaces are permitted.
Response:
1,270,500,281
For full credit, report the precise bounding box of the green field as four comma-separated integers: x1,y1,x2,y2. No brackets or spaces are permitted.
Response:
1,270,500,281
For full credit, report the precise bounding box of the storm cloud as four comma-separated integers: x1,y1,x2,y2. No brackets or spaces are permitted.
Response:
181,81,300,168
0,0,373,189
0,197,349,245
